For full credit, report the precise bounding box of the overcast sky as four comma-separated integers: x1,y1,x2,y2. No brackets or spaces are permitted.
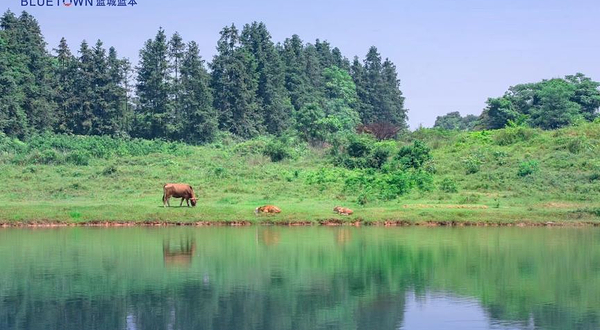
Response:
7,0,600,128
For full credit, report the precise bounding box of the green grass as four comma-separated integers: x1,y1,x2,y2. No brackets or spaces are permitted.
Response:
0,122,599,225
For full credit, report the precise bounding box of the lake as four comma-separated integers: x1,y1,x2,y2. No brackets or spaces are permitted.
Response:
0,227,598,330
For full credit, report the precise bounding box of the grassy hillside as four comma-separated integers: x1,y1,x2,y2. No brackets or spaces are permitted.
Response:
0,122,599,225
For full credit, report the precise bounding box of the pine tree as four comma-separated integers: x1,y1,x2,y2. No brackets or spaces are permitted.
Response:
105,46,130,135
350,56,371,125
355,47,407,128
0,10,56,136
15,11,56,132
240,22,293,135
380,59,407,127
53,37,78,133
168,32,185,135
135,28,171,139
210,24,261,138
0,10,28,137
179,41,217,143
89,39,110,135
281,35,311,112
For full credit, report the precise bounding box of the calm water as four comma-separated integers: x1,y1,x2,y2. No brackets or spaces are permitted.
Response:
0,227,599,330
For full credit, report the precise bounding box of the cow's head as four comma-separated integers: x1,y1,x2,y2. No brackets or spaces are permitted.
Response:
191,198,197,207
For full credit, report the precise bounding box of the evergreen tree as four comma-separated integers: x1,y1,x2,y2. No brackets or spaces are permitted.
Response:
355,47,407,128
53,37,77,133
179,41,217,143
331,47,349,71
105,46,130,135
0,10,56,136
350,56,372,126
135,28,171,139
210,24,261,138
380,59,407,127
0,11,28,137
281,35,311,111
89,39,110,135
240,22,293,135
16,12,56,132
303,43,323,98
168,32,185,134
71,40,95,135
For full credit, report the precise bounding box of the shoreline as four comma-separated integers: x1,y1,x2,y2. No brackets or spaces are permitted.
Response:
2,219,599,228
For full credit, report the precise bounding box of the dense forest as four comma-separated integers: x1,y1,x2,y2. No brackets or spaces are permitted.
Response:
1,10,599,146
0,10,406,143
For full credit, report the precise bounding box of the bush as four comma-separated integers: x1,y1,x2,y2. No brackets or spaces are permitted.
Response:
439,178,458,193
494,126,537,146
463,156,482,174
518,160,540,177
66,150,91,166
264,139,292,162
333,134,394,170
395,140,432,170
566,136,594,154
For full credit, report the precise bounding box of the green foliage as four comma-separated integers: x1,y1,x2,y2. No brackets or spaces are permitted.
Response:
395,140,432,170
434,111,478,130
0,133,190,165
333,134,394,169
2,10,410,143
439,178,458,193
493,125,537,146
479,74,600,130
518,160,539,177
264,139,292,162
463,155,483,174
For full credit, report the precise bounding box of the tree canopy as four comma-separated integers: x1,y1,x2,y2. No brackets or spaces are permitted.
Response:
0,10,409,144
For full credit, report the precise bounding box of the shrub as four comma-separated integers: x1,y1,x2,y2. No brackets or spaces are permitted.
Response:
333,134,394,170
463,156,482,174
494,126,537,146
439,178,458,193
518,160,540,177
264,139,292,162
66,150,91,166
458,193,480,204
395,140,432,170
356,122,400,140
566,136,594,154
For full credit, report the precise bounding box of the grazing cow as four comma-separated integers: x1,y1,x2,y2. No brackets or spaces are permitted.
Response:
163,183,197,207
333,206,354,216
255,205,281,215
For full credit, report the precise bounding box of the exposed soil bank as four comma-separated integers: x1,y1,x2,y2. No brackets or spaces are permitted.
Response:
1,219,600,228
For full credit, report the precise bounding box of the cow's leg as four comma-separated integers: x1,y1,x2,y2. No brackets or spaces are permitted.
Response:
186,199,190,207
180,198,184,207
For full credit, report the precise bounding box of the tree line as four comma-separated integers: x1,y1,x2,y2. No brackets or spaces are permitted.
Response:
0,10,407,143
435,73,600,130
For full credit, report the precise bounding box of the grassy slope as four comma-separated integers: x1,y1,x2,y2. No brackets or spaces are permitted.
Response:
0,123,599,225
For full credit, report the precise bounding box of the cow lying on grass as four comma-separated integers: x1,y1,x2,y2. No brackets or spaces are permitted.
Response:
255,205,281,215
333,206,353,215
163,183,197,207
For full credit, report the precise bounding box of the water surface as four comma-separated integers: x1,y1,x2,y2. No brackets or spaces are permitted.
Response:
0,227,598,330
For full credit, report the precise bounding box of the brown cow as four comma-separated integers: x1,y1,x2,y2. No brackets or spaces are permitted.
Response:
163,183,197,207
254,205,281,215
333,206,353,215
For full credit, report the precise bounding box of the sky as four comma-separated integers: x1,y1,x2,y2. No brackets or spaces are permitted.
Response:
6,0,600,129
